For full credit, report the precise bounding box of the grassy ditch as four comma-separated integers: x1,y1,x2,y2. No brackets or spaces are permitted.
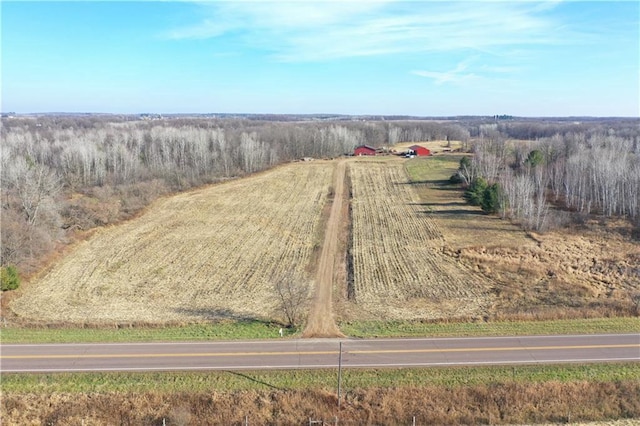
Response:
0,317,640,343
2,317,637,344
3,363,638,394
3,364,639,425
340,317,640,339
0,320,299,344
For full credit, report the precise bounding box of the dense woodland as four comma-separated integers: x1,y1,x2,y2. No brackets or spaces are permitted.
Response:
1,116,639,279
460,123,640,231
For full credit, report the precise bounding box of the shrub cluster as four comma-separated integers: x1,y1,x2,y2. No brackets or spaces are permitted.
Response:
1,265,20,291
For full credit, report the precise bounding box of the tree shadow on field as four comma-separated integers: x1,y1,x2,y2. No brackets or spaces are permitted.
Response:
173,307,257,322
419,209,484,216
225,371,283,390
397,179,453,186
410,201,468,207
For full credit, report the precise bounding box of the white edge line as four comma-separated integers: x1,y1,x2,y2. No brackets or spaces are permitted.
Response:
3,333,639,348
2,358,639,373
9,342,330,348
362,333,640,343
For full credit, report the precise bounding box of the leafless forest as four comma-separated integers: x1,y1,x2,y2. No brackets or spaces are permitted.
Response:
1,116,639,279
464,123,640,231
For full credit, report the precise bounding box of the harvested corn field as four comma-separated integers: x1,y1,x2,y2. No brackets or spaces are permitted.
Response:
348,160,493,320
11,162,334,323
12,155,632,327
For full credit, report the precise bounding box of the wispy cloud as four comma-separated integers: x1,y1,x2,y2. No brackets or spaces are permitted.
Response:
412,62,478,85
167,1,390,42
412,57,521,85
166,1,582,62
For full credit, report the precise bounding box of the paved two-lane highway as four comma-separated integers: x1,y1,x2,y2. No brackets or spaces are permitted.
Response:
1,334,638,373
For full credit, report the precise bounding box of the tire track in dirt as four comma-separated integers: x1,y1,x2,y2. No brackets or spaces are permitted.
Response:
303,160,347,338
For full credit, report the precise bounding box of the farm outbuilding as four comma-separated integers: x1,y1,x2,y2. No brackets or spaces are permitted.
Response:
354,145,377,156
408,145,432,156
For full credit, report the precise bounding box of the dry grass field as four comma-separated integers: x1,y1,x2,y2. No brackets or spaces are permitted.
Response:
4,379,638,425
405,155,640,320
346,159,494,320
10,162,334,323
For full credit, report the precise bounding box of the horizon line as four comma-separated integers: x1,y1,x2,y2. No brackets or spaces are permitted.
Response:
2,112,638,120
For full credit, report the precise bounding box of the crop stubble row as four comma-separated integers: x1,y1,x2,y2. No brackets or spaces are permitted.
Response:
349,161,493,320
11,163,334,323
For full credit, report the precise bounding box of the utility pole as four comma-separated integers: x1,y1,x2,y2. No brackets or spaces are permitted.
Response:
337,341,343,409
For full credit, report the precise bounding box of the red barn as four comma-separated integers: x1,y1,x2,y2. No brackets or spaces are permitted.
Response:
354,145,377,156
408,145,431,156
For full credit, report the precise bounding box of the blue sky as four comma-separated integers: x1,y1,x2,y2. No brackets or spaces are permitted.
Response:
2,1,638,116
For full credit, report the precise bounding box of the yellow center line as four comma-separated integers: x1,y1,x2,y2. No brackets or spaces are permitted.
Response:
349,344,640,355
1,344,638,360
1,351,337,360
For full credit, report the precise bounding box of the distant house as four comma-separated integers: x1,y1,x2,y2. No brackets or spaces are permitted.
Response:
354,145,377,156
408,145,432,156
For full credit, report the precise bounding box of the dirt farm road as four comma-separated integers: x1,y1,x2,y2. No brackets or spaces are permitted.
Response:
303,160,347,338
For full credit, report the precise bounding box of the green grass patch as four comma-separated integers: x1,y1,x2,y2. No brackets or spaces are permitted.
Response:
404,155,463,182
339,317,640,338
3,363,638,394
2,317,637,344
0,320,300,344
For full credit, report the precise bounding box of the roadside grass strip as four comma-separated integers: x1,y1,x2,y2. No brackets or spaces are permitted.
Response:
3,363,639,394
2,317,638,344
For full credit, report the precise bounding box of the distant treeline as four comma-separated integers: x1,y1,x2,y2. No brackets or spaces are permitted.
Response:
1,116,639,276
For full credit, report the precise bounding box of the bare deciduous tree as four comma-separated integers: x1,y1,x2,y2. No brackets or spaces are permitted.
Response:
4,161,62,227
273,273,310,328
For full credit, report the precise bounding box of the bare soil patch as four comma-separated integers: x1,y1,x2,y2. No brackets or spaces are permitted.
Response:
303,161,346,337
